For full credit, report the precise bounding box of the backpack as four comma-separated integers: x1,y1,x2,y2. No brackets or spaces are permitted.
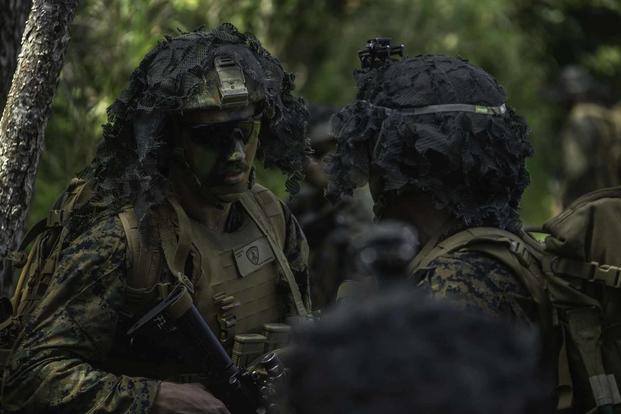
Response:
410,186,621,413
0,178,93,384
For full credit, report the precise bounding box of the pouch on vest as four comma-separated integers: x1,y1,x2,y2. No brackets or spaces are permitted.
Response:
120,185,308,347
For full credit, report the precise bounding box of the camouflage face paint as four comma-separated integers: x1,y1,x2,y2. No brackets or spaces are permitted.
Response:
182,119,261,202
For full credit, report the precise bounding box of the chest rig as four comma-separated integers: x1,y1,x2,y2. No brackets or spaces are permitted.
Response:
118,185,308,356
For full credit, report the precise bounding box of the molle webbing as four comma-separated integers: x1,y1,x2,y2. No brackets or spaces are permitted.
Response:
119,186,308,318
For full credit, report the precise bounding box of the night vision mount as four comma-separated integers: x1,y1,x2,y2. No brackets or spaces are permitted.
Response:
358,37,404,69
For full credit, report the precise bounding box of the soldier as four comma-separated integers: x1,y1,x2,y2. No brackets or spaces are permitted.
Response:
2,24,310,413
288,103,373,309
556,66,621,207
327,40,536,323
284,285,550,414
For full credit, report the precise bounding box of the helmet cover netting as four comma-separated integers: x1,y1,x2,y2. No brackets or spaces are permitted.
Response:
77,23,309,230
327,55,532,231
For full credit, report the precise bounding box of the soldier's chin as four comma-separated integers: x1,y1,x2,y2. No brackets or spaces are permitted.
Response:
206,181,248,203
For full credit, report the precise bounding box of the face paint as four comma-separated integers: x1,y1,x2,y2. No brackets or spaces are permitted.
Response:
181,118,261,202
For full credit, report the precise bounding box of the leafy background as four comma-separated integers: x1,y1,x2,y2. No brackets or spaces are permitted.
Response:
31,0,621,226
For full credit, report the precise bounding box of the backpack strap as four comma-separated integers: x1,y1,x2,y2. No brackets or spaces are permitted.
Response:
407,220,454,273
11,179,93,315
117,199,194,315
547,257,621,289
118,208,164,291
8,218,47,310
565,308,621,410
158,197,195,293
6,219,46,268
239,187,309,318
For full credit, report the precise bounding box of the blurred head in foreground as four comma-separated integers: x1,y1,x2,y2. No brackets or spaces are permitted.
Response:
284,286,550,414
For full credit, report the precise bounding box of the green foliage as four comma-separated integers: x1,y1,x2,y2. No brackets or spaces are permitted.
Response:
29,0,620,227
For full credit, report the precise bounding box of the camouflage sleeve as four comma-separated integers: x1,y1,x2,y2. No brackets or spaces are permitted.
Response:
414,249,531,323
280,201,311,311
3,215,159,413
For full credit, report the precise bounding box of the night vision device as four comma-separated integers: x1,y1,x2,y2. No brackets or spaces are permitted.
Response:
358,37,404,69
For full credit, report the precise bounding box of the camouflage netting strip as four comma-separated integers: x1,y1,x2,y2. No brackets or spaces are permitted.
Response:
74,23,308,232
327,55,532,231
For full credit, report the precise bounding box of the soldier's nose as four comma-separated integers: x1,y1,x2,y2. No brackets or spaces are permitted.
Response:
227,138,246,162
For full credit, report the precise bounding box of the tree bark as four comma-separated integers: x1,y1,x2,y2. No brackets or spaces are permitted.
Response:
0,0,33,114
0,0,80,294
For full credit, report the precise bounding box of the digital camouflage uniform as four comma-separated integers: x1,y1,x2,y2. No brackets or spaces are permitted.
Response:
2,24,310,413
327,47,535,324
414,249,531,322
3,202,308,412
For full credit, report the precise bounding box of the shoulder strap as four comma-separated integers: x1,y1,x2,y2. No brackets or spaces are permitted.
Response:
408,219,457,272
161,197,194,281
8,219,47,309
11,179,93,314
239,188,309,317
248,184,287,248
412,227,537,271
118,208,162,291
118,199,194,301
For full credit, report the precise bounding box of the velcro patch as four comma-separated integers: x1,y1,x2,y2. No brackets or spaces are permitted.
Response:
234,237,275,278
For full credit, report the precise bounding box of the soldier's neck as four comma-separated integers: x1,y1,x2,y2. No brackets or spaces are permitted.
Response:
170,165,232,232
380,192,456,246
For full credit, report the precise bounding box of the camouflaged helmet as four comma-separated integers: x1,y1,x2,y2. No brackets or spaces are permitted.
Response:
139,43,266,115
80,23,309,227
327,54,532,231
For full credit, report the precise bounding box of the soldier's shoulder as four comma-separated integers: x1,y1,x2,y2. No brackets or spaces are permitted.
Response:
428,248,510,271
249,183,286,216
426,248,525,290
570,103,609,121
418,248,530,319
50,213,129,287
250,183,275,196
62,212,127,257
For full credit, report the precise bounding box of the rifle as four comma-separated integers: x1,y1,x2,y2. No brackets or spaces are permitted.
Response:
127,284,284,414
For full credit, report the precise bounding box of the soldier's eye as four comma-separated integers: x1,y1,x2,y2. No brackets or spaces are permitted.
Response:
187,125,211,142
187,120,255,145
237,120,255,140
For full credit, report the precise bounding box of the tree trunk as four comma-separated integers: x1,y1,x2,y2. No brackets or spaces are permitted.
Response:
0,0,80,295
0,0,33,114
